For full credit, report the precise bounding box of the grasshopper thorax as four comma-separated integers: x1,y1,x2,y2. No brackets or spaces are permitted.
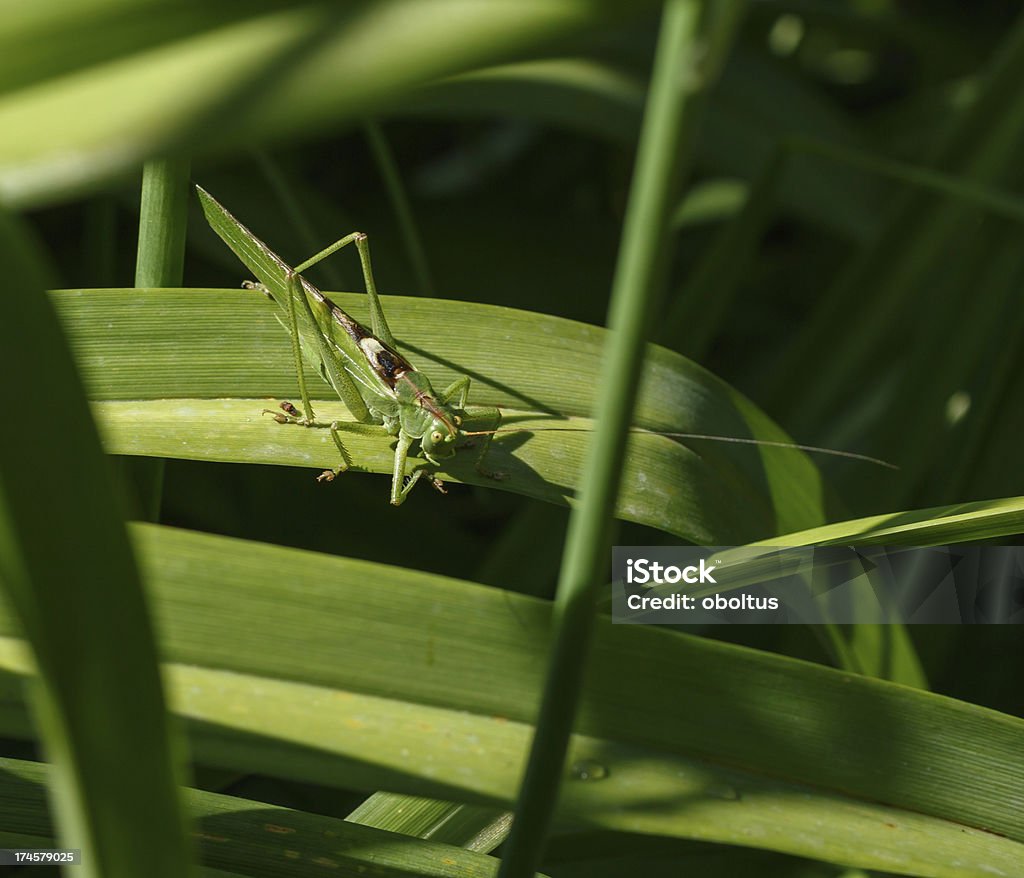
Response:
395,370,463,462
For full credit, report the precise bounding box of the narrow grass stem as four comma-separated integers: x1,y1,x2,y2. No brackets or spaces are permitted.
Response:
364,119,436,297
496,3,741,876
135,157,191,288
128,158,191,523
253,150,346,290
0,205,195,878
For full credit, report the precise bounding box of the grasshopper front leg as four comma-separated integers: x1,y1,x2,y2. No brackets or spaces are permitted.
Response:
390,431,425,506
319,420,422,505
439,376,507,481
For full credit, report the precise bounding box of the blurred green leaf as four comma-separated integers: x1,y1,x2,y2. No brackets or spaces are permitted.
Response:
0,210,192,875
403,49,884,240
763,11,1024,512
0,0,660,206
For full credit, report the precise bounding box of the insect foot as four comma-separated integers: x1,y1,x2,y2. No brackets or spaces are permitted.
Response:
242,279,272,299
317,469,338,483
262,402,305,425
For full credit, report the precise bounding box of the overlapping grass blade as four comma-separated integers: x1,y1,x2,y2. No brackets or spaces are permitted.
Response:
404,49,880,240
0,524,1019,876
0,756,536,878
752,494,1024,546
761,11,1024,511
498,3,739,874
0,211,192,875
51,287,827,542
0,0,661,206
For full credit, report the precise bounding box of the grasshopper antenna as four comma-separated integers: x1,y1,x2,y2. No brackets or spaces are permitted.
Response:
462,426,898,470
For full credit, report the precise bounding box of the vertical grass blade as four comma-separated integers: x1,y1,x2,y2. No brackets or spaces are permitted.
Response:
661,147,782,356
497,3,741,876
135,157,191,288
0,208,193,876
768,10,1024,436
252,150,347,290
125,157,191,522
364,119,436,297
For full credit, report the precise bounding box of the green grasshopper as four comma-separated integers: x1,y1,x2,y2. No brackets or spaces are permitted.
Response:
197,185,503,505
197,186,895,507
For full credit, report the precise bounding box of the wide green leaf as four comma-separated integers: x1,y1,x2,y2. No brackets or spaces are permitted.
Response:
0,0,660,206
0,211,192,876
0,524,1020,877
51,287,827,542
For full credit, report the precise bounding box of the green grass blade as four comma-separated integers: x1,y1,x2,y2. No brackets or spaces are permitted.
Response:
120,156,193,522
752,494,1024,547
0,211,193,876
51,288,827,542
641,496,1024,601
500,3,739,874
0,523,1020,875
0,1,661,207
0,756,537,878
135,157,192,288
348,793,511,852
364,119,436,297
405,57,647,144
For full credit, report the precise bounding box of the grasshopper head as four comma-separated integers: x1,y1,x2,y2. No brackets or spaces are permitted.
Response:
420,411,463,461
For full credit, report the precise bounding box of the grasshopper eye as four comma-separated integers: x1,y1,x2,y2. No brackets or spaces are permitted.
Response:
431,431,443,443
453,415,463,427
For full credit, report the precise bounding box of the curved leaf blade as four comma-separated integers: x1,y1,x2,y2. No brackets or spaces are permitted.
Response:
52,288,828,542
0,1,660,206
0,524,1020,876
753,494,1024,546
0,213,192,875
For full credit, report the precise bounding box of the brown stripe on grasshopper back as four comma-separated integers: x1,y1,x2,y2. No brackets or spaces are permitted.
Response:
311,287,415,388
256,257,416,391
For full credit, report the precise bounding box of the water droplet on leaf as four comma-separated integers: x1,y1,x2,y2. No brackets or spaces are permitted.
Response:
570,759,609,781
